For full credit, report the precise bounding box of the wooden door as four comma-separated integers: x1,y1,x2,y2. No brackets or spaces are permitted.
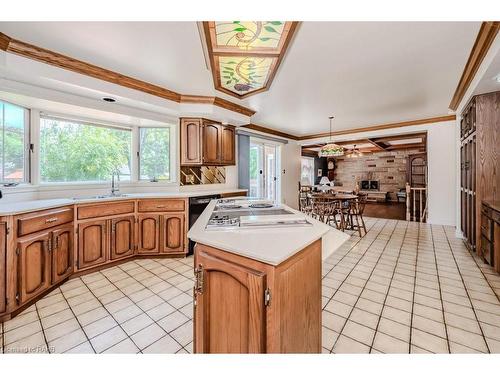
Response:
77,220,107,270
180,118,203,165
161,213,185,253
110,216,135,260
220,125,235,165
0,222,6,313
194,248,266,353
407,153,427,187
202,123,221,164
137,214,160,254
51,224,74,284
17,231,51,304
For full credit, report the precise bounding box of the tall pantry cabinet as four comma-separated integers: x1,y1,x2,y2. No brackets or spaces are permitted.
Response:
460,91,500,262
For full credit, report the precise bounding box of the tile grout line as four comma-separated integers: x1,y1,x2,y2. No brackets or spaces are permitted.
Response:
368,220,409,353
408,221,420,353
429,224,451,353
329,219,398,352
442,226,491,353
34,299,51,354
101,264,190,353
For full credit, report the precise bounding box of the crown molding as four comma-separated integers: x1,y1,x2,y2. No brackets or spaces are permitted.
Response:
449,21,500,111
241,123,299,140
0,32,255,118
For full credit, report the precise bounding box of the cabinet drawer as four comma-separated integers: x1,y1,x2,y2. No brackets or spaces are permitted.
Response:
481,235,493,266
78,201,135,219
138,199,185,212
17,207,73,237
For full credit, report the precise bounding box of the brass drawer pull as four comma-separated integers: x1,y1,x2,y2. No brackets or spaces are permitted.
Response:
45,217,59,223
156,205,167,208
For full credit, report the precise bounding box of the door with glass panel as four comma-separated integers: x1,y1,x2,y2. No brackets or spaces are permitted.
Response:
249,140,279,201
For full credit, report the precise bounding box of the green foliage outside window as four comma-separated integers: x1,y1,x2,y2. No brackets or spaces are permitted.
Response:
0,101,27,183
40,118,131,182
139,127,170,180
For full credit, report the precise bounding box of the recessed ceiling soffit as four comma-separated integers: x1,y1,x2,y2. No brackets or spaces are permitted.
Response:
202,21,299,99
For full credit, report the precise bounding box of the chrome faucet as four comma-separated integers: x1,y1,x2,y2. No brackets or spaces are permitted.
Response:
111,171,120,196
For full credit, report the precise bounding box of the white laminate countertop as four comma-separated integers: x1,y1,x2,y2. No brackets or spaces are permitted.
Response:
0,188,248,216
188,199,350,266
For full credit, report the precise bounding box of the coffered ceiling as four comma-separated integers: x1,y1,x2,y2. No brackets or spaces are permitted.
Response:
0,22,482,136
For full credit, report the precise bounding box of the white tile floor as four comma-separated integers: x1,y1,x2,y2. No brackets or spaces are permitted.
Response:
1,217,500,354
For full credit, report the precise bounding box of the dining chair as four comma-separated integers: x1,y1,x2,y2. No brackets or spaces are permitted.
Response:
310,195,335,224
349,193,368,236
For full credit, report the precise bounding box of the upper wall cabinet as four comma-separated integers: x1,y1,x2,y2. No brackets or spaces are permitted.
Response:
180,118,236,166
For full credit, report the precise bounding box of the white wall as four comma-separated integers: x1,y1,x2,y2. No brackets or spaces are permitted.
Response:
280,141,302,210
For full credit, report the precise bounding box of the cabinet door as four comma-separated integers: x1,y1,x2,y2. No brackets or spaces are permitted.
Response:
202,123,221,164
51,224,74,284
161,213,185,253
181,118,202,165
221,126,235,165
78,220,107,270
110,216,135,260
194,248,266,353
17,231,51,304
137,214,160,254
0,222,6,313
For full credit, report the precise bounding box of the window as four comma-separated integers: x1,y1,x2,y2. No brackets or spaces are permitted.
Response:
40,116,131,183
0,100,29,183
301,157,315,186
139,127,170,181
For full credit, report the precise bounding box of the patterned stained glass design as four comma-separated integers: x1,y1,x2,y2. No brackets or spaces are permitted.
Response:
203,21,298,98
218,56,275,95
214,21,286,50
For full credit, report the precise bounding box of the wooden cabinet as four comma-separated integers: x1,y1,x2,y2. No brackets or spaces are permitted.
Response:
180,118,203,165
460,92,500,258
0,222,7,314
137,214,161,254
78,220,107,270
17,231,51,304
110,216,135,260
194,240,322,353
51,224,74,284
180,118,236,166
161,214,185,253
203,123,222,164
221,126,236,164
480,202,500,272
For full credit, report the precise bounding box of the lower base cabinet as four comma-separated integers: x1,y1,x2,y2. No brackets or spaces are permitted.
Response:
137,214,161,254
161,213,185,253
17,231,51,305
78,220,108,270
193,240,322,353
110,215,135,260
51,224,74,284
0,223,6,314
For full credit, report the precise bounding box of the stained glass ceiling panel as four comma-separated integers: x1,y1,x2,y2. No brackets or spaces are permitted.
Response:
214,21,287,51
218,56,276,95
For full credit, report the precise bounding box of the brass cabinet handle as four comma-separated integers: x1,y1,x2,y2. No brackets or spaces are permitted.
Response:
156,205,167,208
45,217,58,223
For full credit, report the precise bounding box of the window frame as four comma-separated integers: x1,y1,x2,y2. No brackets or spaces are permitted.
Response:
0,99,31,185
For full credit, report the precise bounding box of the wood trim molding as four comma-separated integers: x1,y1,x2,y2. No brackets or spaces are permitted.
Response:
0,32,256,117
241,123,299,140
449,21,500,111
297,115,456,141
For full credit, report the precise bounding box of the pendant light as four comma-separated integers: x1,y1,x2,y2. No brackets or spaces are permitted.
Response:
319,116,344,157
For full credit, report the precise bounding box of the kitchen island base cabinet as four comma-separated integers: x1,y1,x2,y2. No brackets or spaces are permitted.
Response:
193,239,322,353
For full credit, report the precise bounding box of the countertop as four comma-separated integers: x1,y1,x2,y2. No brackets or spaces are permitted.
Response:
188,199,350,266
0,188,248,215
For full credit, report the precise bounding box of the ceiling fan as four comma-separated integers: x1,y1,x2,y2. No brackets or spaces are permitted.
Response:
345,144,364,158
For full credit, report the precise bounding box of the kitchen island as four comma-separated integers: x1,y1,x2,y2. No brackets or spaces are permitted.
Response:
188,198,349,353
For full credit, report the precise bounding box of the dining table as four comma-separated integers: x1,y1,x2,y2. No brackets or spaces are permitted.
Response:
307,193,359,231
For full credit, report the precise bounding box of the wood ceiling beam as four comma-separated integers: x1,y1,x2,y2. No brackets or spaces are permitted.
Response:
372,132,427,143
0,32,256,117
241,123,299,140
366,138,387,150
449,21,500,111
385,142,425,150
297,115,455,141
